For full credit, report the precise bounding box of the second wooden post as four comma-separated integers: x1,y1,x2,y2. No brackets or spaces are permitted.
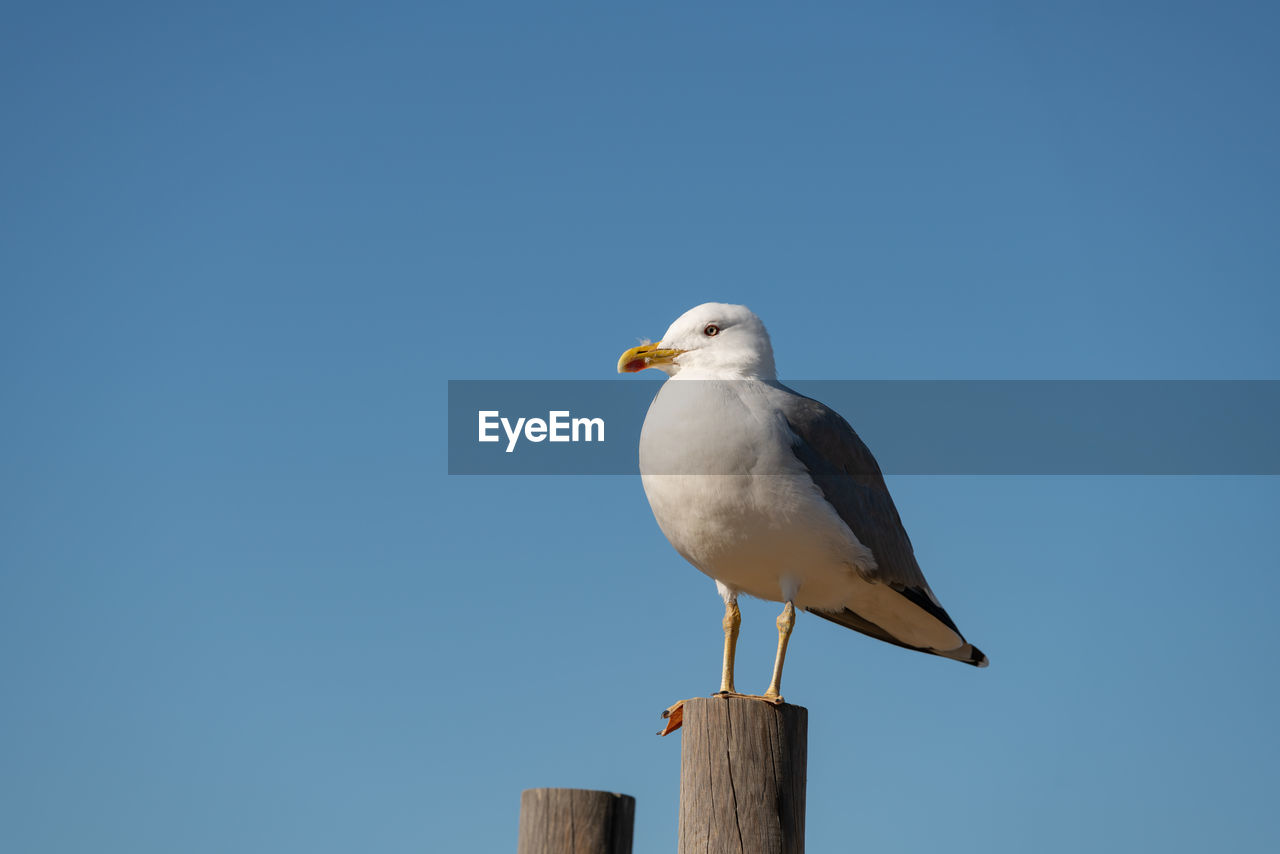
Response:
677,696,808,854
518,788,635,854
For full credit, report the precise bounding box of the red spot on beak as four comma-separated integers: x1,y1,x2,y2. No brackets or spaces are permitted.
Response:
622,358,647,373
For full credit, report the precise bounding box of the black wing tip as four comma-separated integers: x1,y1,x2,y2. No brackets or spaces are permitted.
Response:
960,645,989,668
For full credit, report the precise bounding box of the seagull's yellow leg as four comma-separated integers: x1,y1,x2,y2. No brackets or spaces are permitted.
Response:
763,601,796,701
660,596,744,736
717,598,741,694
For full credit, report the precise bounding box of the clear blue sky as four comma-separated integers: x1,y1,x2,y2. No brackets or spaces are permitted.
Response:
3,2,1278,852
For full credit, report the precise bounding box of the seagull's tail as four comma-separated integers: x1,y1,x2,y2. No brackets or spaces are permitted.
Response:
806,606,989,668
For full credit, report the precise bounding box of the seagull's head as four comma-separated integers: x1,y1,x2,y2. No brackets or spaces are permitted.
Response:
617,303,777,380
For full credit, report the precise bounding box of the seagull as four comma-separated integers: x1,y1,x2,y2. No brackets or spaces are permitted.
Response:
618,303,986,729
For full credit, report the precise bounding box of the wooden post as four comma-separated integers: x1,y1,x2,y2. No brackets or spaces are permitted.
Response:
677,697,808,854
517,788,636,854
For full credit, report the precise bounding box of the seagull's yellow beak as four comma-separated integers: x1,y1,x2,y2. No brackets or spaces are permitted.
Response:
617,342,685,373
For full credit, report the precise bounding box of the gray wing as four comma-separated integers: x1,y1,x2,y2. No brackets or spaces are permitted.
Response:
775,385,987,667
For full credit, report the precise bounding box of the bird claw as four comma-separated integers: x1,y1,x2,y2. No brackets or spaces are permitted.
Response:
658,693,786,736
658,700,689,736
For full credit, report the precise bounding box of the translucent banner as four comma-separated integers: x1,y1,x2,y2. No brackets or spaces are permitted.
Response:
447,380,1280,475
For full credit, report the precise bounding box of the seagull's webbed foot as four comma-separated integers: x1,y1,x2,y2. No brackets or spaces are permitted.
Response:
716,690,784,704
658,691,785,736
658,699,693,736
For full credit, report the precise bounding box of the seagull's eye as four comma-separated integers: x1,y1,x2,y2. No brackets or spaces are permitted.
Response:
703,324,720,337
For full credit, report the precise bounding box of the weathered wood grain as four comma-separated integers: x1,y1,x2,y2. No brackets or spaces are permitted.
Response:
517,788,635,854
677,697,808,854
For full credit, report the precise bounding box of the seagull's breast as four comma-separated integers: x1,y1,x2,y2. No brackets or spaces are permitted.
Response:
638,379,871,608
